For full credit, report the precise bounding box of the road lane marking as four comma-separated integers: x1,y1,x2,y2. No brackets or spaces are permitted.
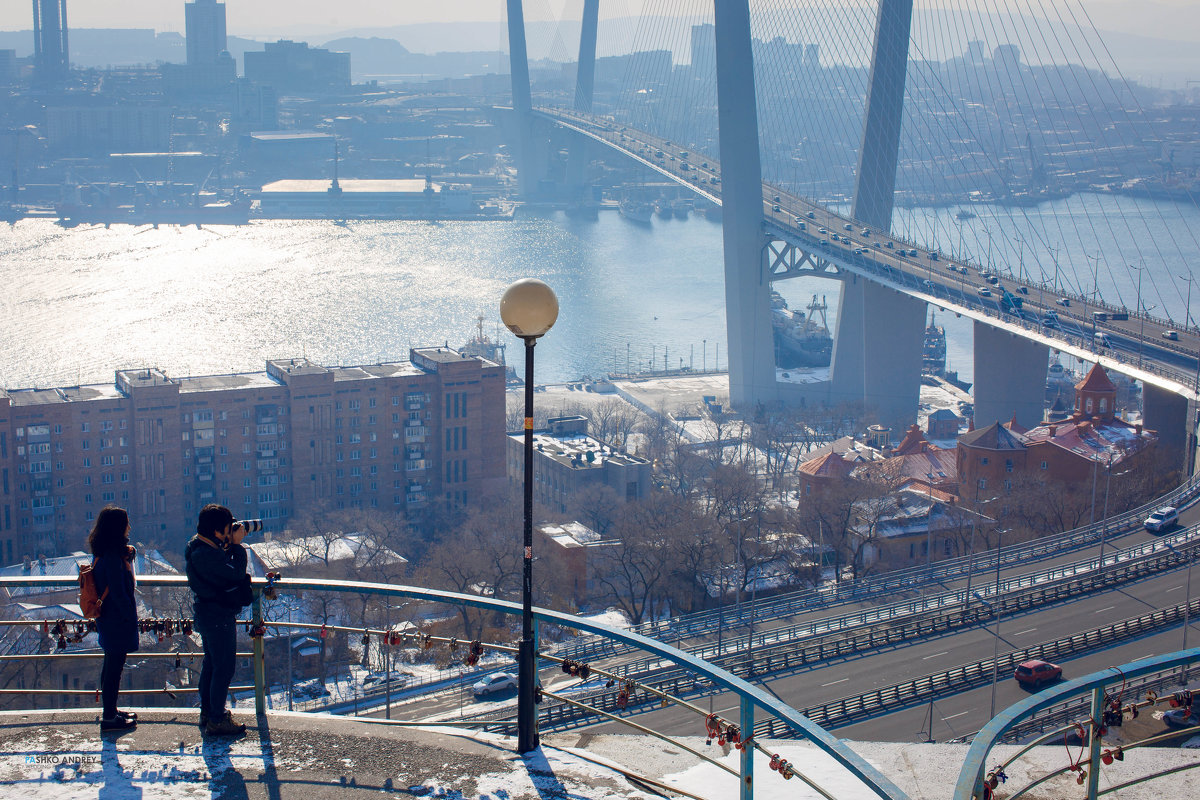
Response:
1012,628,1038,636
944,711,970,720
821,678,850,687
922,651,949,660
1095,605,1116,614
1166,585,1183,592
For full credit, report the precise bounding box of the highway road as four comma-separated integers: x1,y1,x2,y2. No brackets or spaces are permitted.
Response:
573,557,1197,743
346,502,1200,742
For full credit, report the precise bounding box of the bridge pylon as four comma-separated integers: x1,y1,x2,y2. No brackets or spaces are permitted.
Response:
830,0,923,428
505,0,547,198
565,0,600,194
714,0,778,409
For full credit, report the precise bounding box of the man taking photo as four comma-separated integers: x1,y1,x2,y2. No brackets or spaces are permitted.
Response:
185,504,254,736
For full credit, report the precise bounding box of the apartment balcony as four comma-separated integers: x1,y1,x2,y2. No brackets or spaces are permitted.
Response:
405,459,426,472
404,426,427,442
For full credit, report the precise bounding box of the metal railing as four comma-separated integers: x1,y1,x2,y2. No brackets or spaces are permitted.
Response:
603,526,1200,676
522,590,1200,737
954,648,1200,800
558,473,1200,662
0,573,907,800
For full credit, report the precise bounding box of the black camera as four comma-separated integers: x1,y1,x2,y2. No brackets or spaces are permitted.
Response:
232,519,264,534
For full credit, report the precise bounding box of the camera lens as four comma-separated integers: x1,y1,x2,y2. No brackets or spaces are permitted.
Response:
234,519,264,534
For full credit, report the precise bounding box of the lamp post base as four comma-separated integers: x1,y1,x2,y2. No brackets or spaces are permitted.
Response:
517,636,539,753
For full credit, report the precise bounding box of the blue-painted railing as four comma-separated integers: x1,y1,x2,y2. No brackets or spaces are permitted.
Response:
954,647,1200,800
0,574,907,800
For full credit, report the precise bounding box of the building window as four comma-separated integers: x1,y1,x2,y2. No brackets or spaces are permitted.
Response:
1041,461,1048,470
977,478,986,490
980,457,988,466
1005,459,1013,473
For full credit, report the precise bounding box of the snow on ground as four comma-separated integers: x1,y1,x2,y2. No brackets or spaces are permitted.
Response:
776,366,831,385
622,736,1200,800
0,723,664,800
577,607,632,630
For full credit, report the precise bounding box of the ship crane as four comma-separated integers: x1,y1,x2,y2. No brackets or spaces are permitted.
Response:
807,295,829,331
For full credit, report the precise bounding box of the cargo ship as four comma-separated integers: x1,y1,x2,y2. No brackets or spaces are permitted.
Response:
771,293,833,368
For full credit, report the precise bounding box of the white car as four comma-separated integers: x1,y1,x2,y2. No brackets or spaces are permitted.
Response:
1144,506,1179,532
472,672,518,697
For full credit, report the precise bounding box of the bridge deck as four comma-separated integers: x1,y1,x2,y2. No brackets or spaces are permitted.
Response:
537,107,1200,397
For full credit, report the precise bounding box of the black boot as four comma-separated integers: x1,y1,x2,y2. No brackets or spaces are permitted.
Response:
100,715,135,732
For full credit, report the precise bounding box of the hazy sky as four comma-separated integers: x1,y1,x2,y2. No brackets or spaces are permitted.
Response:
1,1,1196,40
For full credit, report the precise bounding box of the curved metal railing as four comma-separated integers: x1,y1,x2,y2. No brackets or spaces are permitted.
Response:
0,573,907,800
954,647,1200,800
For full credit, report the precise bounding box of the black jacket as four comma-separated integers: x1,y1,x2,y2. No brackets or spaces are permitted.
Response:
185,536,253,614
93,551,139,653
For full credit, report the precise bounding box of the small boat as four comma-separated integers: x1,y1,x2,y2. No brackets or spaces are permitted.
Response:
955,208,976,220
619,199,653,224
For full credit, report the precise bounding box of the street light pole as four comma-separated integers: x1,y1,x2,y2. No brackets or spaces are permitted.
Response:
989,528,1009,720
501,278,559,755
1165,541,1195,685
1179,272,1194,334
1132,265,1145,367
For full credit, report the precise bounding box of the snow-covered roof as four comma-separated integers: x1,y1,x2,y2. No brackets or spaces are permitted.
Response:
247,532,407,575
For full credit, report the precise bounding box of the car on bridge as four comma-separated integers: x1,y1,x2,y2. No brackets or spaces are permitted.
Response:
1163,330,1180,340
1057,297,1071,306
472,672,518,697
806,211,816,219
977,287,992,297
1144,506,1179,532
1014,659,1062,688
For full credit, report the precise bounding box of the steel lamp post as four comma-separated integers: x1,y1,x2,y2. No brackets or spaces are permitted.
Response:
500,278,559,754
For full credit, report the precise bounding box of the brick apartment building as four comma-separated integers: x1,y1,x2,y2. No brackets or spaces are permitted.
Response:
0,348,505,560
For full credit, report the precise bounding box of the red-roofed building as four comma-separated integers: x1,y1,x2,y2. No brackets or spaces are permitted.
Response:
858,425,958,494
797,451,855,498
958,363,1156,497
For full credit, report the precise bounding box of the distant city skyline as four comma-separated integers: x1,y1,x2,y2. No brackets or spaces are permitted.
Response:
0,0,1198,46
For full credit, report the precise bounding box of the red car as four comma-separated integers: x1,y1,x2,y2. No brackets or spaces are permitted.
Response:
1014,660,1062,688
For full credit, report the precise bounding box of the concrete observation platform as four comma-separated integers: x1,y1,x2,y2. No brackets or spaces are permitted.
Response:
3,710,1200,798
0,710,675,800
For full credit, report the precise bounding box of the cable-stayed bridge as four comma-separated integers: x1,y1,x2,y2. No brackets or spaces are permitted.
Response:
502,0,1200,466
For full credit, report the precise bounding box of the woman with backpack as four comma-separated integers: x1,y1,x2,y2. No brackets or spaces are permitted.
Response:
88,505,139,731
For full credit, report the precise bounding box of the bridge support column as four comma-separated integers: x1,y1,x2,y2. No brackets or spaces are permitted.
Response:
506,0,543,198
1143,383,1189,476
972,322,1049,428
714,0,776,409
828,276,925,428
831,0,921,426
565,0,600,194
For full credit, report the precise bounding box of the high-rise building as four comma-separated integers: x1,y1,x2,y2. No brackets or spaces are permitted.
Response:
0,348,506,560
689,23,714,70
31,0,69,87
185,0,227,66
244,40,351,94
